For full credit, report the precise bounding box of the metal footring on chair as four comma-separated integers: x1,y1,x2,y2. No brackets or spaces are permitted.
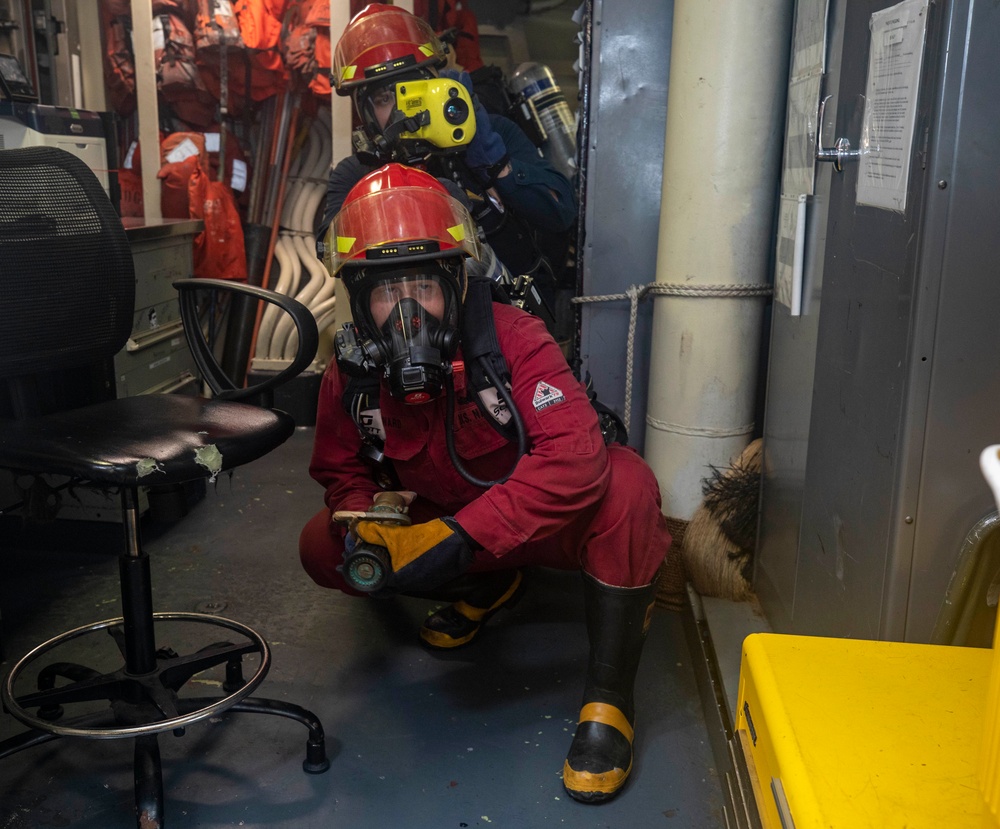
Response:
0,610,330,774
2,612,270,738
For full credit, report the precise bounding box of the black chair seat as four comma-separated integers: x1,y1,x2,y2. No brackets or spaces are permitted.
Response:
0,394,295,487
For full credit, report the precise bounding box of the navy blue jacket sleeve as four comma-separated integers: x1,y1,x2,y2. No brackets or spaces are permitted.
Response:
490,114,577,233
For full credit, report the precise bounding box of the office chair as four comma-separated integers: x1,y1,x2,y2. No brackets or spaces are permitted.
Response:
0,146,329,828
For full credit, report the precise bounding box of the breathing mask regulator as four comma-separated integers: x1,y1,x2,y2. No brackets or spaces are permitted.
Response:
326,162,527,488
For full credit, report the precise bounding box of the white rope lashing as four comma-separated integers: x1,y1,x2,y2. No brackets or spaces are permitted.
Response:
570,282,773,432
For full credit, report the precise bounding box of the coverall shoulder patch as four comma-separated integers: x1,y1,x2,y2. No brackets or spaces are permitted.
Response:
533,381,566,411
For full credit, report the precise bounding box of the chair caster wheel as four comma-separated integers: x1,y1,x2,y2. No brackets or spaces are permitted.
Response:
37,705,63,721
303,757,331,774
303,739,330,774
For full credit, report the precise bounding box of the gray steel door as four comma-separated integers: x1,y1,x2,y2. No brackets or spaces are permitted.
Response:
757,0,1000,642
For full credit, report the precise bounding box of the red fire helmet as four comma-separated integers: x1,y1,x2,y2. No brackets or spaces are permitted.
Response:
326,163,480,279
332,4,446,95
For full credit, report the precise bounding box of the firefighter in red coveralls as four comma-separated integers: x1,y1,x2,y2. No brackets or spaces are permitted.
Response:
299,164,671,803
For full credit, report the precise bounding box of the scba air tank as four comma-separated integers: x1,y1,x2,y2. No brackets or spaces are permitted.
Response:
508,62,577,183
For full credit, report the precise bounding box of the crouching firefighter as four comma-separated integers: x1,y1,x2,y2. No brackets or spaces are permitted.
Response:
298,163,672,803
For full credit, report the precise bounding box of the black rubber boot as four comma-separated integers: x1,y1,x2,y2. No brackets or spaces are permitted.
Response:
563,572,657,803
417,569,525,649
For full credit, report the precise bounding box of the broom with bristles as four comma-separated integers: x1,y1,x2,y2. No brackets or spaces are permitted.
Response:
681,438,762,601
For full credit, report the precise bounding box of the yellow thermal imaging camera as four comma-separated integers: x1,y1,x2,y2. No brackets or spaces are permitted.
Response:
394,77,477,150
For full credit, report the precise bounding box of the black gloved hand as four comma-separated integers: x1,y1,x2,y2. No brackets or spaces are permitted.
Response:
440,68,508,181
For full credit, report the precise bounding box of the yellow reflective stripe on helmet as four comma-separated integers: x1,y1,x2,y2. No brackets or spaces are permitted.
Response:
337,236,356,254
419,44,435,57
446,224,465,243
341,65,357,81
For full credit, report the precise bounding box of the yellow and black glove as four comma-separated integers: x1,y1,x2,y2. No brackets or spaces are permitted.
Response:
352,517,476,593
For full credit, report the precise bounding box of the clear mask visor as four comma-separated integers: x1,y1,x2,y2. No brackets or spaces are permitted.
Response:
369,273,452,333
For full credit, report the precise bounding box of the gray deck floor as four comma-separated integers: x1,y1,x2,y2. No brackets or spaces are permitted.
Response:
0,427,725,828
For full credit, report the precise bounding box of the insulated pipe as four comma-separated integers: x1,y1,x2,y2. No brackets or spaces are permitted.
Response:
252,110,338,363
280,179,303,229
273,234,329,358
311,298,338,327
284,236,303,304
257,235,296,357
299,233,335,308
275,185,336,357
642,0,792,520
288,129,309,177
300,120,325,181
291,121,329,231
314,307,339,337
282,292,337,359
288,180,315,236
303,245,334,303
315,105,333,141
301,182,327,238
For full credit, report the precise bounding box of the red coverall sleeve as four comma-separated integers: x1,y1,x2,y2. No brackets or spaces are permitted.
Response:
453,309,611,557
308,364,381,513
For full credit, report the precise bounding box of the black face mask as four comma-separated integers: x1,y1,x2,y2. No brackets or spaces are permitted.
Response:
376,296,458,404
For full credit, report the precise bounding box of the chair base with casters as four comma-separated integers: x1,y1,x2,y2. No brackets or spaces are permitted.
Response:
0,147,330,828
1,603,330,822
0,408,331,828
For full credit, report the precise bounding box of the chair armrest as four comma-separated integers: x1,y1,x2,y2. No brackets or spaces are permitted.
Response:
174,278,319,403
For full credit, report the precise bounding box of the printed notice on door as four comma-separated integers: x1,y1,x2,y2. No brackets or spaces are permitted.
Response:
856,0,929,211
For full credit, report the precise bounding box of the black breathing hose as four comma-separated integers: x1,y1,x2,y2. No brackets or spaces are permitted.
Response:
444,355,528,488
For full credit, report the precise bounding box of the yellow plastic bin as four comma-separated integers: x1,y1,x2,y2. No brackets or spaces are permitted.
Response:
980,444,1000,828
735,632,991,828
982,616,1000,828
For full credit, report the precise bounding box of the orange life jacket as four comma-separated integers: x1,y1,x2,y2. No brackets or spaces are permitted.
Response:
152,0,196,27
101,2,136,116
188,166,248,280
194,0,244,53
308,27,331,97
155,13,218,126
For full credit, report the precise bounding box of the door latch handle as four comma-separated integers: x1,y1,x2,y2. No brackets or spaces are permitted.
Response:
815,95,861,172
